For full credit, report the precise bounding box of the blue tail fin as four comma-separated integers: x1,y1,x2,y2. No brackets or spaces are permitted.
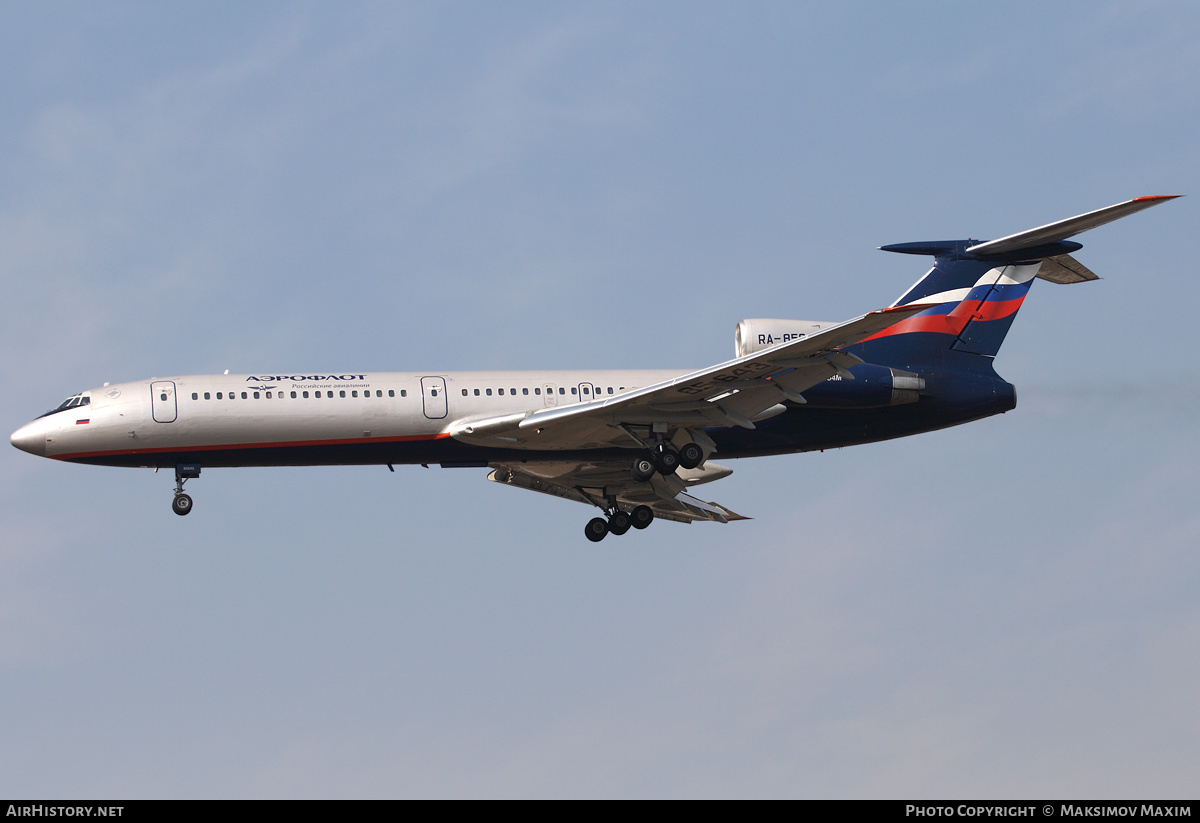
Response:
867,241,1045,362
853,196,1179,368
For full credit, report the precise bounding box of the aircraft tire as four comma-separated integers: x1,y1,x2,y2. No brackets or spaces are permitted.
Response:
631,456,656,482
608,511,632,535
585,517,609,542
631,505,654,530
654,447,680,476
172,494,193,516
678,442,703,469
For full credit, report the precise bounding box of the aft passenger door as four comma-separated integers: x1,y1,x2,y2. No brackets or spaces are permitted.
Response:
150,381,177,423
421,376,447,419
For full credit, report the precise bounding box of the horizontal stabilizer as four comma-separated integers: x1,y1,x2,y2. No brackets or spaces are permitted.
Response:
1036,254,1098,284
965,195,1179,256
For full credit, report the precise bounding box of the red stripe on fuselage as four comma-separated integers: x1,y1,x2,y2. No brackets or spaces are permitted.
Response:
51,431,452,461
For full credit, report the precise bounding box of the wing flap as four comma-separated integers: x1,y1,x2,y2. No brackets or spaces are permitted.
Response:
487,460,747,524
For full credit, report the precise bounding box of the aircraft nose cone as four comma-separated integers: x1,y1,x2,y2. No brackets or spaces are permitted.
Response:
10,422,46,457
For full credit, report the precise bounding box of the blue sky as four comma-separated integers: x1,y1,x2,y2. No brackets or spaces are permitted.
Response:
2,1,1197,798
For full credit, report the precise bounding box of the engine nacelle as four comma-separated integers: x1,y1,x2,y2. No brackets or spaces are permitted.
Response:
734,319,836,358
800,364,925,408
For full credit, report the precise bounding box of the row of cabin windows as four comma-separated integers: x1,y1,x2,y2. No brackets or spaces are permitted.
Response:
460,386,624,397
191,389,403,400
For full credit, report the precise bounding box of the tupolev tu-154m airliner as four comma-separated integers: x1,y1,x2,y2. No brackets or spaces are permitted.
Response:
11,196,1177,541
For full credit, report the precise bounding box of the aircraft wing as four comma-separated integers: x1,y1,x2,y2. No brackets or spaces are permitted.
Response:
451,303,931,451
487,459,748,524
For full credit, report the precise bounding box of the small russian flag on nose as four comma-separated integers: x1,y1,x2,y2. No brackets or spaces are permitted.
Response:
76,419,89,425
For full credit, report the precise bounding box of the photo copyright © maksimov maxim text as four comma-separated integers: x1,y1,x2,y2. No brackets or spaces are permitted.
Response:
906,808,1192,818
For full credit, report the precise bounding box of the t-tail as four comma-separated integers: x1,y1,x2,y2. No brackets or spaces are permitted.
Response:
856,196,1179,369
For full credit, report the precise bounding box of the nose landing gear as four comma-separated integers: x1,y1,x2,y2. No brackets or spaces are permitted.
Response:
172,464,200,516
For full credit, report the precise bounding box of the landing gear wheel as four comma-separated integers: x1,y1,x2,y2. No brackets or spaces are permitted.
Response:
585,517,609,542
631,455,656,482
608,510,632,535
630,505,654,530
678,442,704,470
654,447,680,476
172,494,193,516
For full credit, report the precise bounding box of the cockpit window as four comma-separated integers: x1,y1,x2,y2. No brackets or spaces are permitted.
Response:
38,393,91,419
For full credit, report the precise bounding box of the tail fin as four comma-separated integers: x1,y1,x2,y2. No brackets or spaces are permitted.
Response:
860,196,1179,363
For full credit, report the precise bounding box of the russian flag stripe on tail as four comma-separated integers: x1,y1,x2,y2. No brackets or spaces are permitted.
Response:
859,252,1039,362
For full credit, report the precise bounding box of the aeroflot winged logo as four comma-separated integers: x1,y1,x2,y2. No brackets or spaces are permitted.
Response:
247,374,368,382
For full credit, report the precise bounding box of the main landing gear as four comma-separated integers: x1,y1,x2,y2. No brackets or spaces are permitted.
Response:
629,441,704,482
172,464,200,516
584,505,654,543
585,485,655,542
593,435,705,540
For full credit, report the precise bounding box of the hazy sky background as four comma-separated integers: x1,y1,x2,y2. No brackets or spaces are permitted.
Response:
2,1,1197,798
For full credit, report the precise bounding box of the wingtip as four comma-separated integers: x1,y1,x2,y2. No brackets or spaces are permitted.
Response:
1133,194,1183,202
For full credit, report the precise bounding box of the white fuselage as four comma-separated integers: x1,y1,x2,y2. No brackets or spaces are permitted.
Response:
14,369,689,468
